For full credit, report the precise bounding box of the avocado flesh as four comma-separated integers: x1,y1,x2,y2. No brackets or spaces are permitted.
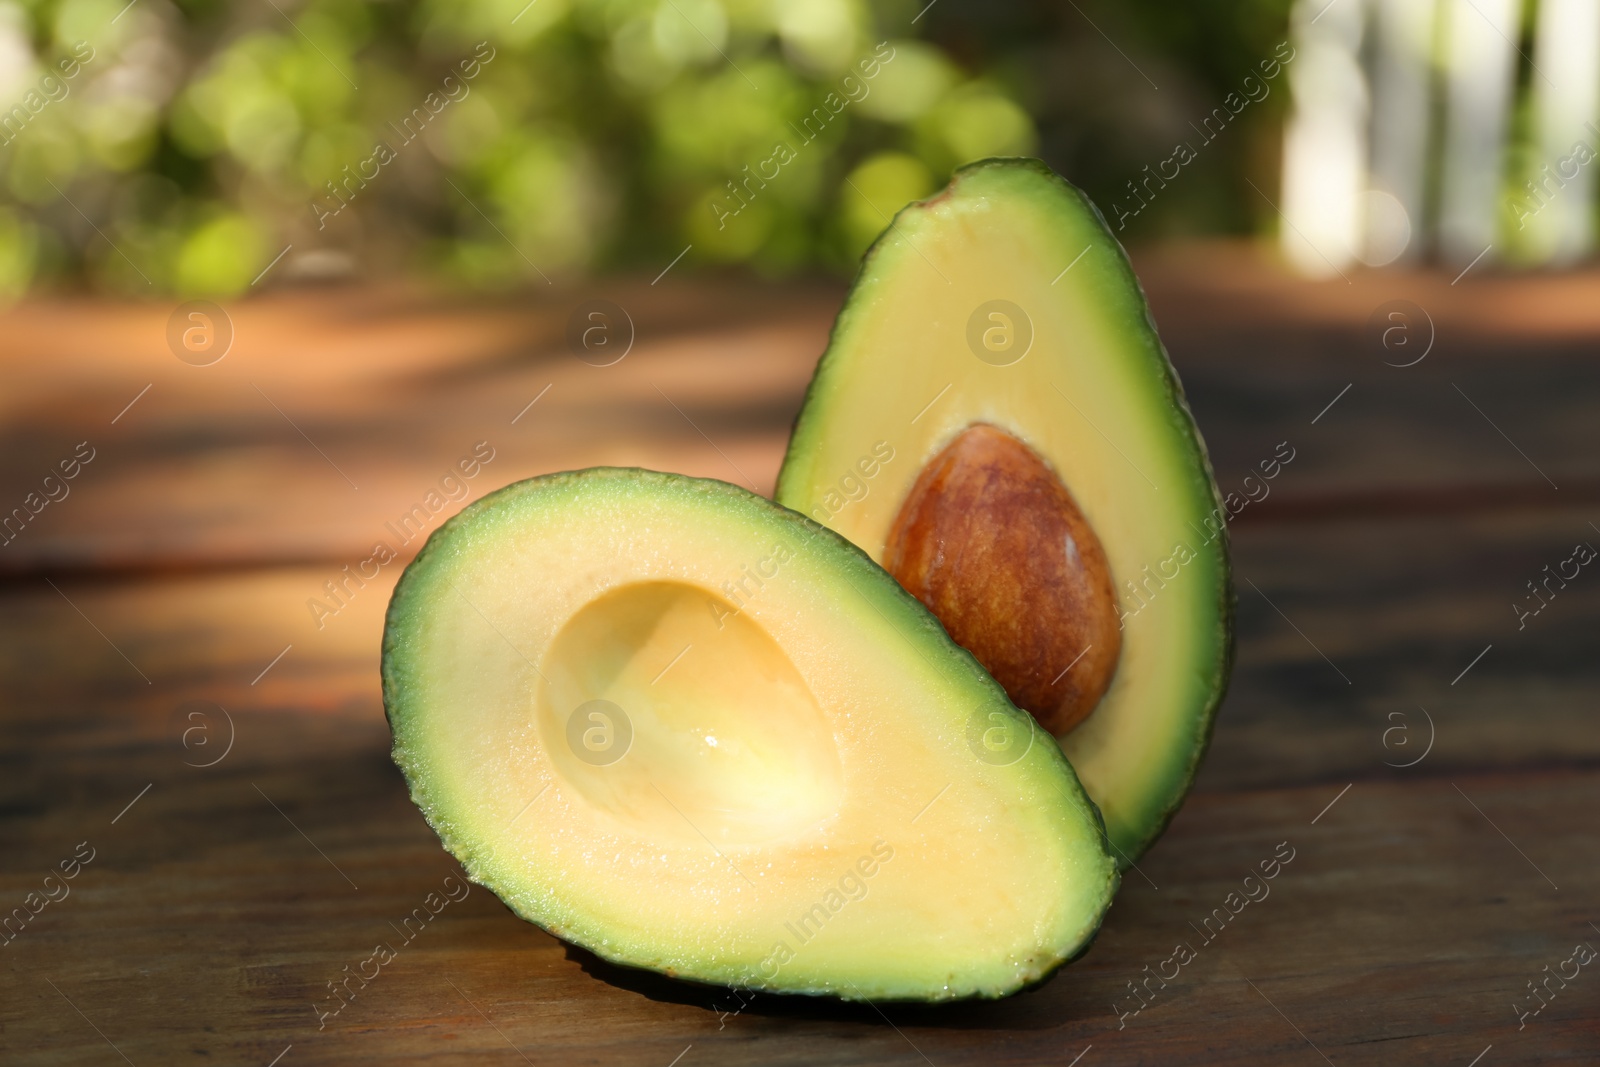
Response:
775,159,1232,866
383,468,1117,1000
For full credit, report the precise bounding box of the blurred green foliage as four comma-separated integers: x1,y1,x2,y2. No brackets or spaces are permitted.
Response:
924,0,1297,239
0,0,1288,298
0,0,1038,295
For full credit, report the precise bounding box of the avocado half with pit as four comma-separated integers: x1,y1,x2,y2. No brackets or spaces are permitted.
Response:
776,158,1232,865
383,468,1117,1000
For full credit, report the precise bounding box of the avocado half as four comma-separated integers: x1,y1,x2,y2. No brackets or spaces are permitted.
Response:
776,159,1233,865
383,468,1117,1000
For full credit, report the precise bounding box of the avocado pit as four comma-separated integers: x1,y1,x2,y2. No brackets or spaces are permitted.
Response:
884,423,1121,735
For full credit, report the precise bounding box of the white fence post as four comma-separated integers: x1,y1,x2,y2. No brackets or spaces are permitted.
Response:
1280,0,1370,276
1437,0,1521,264
1365,0,1437,265
1521,0,1600,264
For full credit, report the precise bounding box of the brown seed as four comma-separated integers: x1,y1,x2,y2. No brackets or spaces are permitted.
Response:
884,423,1121,735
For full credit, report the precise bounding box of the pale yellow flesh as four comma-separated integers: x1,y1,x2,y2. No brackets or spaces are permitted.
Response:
777,167,1226,859
386,472,1113,999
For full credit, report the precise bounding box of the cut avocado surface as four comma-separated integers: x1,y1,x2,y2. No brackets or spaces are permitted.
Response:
776,158,1232,865
383,468,1117,1000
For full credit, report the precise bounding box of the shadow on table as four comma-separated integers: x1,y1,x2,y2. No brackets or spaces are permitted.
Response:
564,942,1074,1030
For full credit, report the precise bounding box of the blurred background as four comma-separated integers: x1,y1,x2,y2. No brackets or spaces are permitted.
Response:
1,0,1593,299
4,1,1600,1063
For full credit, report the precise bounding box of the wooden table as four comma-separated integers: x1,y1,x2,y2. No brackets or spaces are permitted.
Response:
2,246,1596,1065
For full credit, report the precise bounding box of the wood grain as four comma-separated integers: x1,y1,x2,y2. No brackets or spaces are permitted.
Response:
1,245,1596,1065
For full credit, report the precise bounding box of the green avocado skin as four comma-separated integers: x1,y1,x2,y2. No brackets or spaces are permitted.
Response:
775,157,1235,869
381,467,1120,1001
